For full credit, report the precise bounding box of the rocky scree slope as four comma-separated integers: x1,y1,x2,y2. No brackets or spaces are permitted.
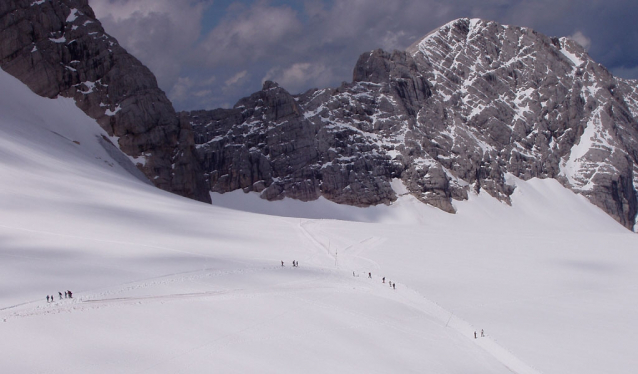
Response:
0,0,210,203
185,18,638,230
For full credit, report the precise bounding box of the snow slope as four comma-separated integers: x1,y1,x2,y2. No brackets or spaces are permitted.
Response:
1,68,638,374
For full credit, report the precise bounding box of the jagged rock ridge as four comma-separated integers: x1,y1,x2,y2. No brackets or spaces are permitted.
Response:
1,3,636,230
185,18,638,230
0,0,210,202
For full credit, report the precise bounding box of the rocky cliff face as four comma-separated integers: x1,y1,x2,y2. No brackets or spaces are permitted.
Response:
185,18,638,230
187,80,402,206
2,3,636,230
0,0,210,203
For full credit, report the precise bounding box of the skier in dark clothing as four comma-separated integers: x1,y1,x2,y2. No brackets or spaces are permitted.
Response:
58,292,63,300
281,261,284,267
474,331,477,339
46,295,50,303
67,290,72,298
393,283,396,289
382,277,385,283
64,291,68,298
368,272,371,278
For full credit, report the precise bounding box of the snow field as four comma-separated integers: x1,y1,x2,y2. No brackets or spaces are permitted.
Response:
1,68,638,374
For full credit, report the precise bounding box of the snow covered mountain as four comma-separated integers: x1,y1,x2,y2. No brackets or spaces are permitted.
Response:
186,18,638,230
2,66,638,374
2,1,636,230
2,4,638,372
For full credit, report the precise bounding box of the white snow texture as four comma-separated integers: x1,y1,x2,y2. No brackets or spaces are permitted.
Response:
1,68,638,374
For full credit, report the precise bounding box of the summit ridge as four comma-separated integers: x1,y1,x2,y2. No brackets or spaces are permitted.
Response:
2,4,637,230
186,18,638,229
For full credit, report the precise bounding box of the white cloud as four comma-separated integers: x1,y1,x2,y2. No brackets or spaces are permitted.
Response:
195,2,302,66
569,31,591,51
86,0,637,112
200,76,217,86
225,70,248,87
263,62,334,94
90,0,209,90
380,30,408,51
169,77,194,102
193,90,213,98
168,74,217,104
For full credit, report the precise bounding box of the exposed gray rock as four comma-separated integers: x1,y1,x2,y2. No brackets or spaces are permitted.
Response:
187,80,401,206
0,0,210,203
186,18,638,230
3,3,637,230
406,18,638,229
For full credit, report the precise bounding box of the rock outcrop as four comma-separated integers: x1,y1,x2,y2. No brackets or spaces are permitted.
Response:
185,19,638,230
2,3,637,230
0,0,210,202
188,80,401,206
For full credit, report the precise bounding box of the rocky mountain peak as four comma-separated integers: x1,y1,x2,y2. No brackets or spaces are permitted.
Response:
186,18,638,230
2,2,637,230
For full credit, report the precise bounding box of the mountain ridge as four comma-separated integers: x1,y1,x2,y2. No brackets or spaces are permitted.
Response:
1,2,637,230
185,17,638,230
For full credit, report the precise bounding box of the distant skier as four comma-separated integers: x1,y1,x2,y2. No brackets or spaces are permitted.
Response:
281,261,284,267
368,272,371,278
474,331,477,339
64,291,68,298
353,271,355,277
46,295,50,303
382,277,385,283
58,292,63,300
393,283,396,289
481,329,484,337
67,290,72,298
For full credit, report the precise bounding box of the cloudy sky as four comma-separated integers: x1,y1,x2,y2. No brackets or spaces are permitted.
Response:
90,0,638,111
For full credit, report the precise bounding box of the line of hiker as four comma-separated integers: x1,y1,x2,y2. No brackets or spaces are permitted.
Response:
281,261,299,267
382,277,396,289
46,290,72,303
353,272,396,289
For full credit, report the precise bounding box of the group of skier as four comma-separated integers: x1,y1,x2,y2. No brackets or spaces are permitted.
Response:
46,290,72,303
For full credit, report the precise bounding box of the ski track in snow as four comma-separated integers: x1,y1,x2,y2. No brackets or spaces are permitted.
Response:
298,220,543,374
0,265,335,318
1,217,542,374
4,64,638,374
